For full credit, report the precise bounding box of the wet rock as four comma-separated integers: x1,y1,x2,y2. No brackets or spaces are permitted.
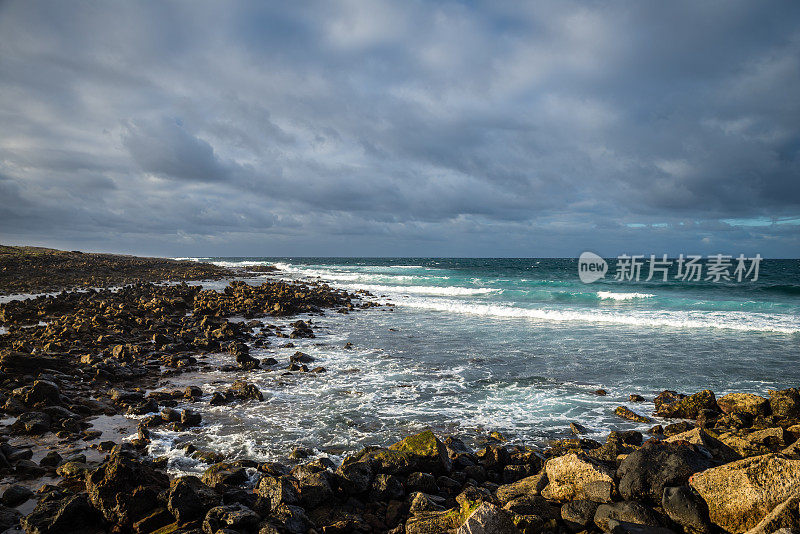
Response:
541,453,615,502
202,503,260,534
181,409,202,427
290,351,315,364
561,500,600,532
570,422,587,435
11,411,51,434
56,461,91,480
18,380,62,407
629,394,645,402
614,406,652,423
21,493,102,534
662,486,712,534
690,453,800,533
227,380,264,402
656,390,718,419
201,462,248,490
594,501,665,531
167,475,221,523
15,459,46,479
768,388,800,420
617,441,711,503
718,393,771,417
2,484,33,507
86,447,169,525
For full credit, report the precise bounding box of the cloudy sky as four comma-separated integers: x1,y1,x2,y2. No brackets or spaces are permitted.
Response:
1,1,798,257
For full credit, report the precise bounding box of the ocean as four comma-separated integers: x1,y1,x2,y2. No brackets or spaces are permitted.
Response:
153,257,800,474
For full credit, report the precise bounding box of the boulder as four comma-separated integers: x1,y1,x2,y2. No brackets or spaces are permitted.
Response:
166,475,221,523
656,390,718,419
0,504,21,533
2,484,33,507
615,406,652,423
768,388,800,419
594,501,665,531
653,390,685,412
561,500,600,532
227,380,264,402
541,453,615,502
496,471,548,504
21,493,102,534
690,453,800,533
617,441,711,503
335,459,374,495
662,486,712,534
370,473,404,502
296,471,335,508
350,430,451,476
20,380,62,407
255,475,299,511
11,412,51,434
201,462,248,489
202,503,260,534
85,448,169,525
743,493,800,534
456,502,519,534
718,393,771,417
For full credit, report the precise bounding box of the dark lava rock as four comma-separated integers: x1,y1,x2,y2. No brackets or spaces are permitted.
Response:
201,462,248,490
594,501,665,531
21,493,102,534
562,499,600,532
295,471,334,508
181,408,202,427
255,475,299,510
2,484,34,507
18,380,62,407
335,460,374,495
0,504,22,532
167,475,221,523
11,411,51,434
617,441,711,503
227,380,264,402
85,447,169,525
202,503,260,534
370,473,404,502
290,351,315,364
570,422,588,435
662,486,712,534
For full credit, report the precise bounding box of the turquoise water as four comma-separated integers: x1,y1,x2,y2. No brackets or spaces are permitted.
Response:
153,258,800,471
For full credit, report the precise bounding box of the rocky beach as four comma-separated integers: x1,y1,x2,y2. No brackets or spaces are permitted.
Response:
0,248,798,534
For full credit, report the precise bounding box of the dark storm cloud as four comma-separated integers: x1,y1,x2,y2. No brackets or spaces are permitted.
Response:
0,0,798,256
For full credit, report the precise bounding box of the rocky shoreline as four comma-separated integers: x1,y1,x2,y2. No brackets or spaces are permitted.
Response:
1,250,800,534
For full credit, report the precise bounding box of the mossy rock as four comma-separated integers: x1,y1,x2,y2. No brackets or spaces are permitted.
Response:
367,430,452,475
656,389,718,419
405,498,481,534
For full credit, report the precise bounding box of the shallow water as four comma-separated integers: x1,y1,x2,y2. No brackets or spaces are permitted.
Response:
143,257,799,474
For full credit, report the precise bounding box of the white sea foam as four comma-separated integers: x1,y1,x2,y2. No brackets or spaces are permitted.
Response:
597,291,655,300
397,297,800,334
342,283,500,296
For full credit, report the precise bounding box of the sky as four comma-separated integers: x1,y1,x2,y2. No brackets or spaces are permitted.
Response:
0,1,799,258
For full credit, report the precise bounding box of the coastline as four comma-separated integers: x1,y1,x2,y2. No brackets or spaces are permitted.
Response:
1,248,799,533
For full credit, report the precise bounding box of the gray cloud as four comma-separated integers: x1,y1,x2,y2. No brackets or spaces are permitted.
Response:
0,0,798,257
